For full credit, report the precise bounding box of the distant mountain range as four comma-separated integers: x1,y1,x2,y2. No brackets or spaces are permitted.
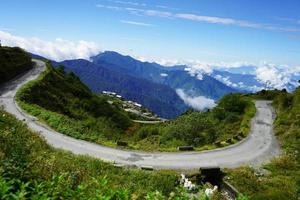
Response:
91,51,237,99
32,52,241,118
33,51,299,118
212,66,299,92
211,70,264,92
59,59,187,118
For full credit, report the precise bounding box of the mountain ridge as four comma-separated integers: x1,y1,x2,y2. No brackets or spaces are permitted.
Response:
91,51,238,99
31,51,245,118
60,59,187,118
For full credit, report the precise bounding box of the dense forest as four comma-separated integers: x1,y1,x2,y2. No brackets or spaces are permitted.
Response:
59,59,187,118
0,46,33,85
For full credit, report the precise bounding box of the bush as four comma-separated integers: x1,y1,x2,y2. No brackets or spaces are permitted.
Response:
136,126,159,140
218,94,247,114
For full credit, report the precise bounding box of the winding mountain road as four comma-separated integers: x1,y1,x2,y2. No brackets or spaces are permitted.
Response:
0,60,281,170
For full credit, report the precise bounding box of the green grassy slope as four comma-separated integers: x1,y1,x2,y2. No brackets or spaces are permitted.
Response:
226,89,300,200
0,46,33,84
16,63,133,145
133,94,255,151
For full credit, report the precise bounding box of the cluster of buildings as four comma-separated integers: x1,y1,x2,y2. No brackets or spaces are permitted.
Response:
102,90,141,107
102,91,122,99
102,90,157,119
123,100,142,108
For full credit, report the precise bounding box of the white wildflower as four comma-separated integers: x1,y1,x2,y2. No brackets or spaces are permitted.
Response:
205,186,218,197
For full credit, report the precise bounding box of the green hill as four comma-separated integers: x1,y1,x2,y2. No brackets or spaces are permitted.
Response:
0,46,33,84
134,93,255,151
17,62,133,145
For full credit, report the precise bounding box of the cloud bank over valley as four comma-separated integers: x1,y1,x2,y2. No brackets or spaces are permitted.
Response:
176,89,216,111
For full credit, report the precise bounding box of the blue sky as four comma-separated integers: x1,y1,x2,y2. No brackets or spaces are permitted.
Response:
0,0,300,66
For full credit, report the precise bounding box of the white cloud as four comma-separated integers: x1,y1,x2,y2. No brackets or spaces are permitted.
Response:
187,60,300,91
120,20,154,27
175,13,237,25
175,13,300,32
251,61,300,91
96,4,300,33
0,31,100,61
144,10,172,18
96,4,122,10
156,60,256,81
176,89,216,111
214,75,233,86
160,73,168,77
184,67,204,80
107,0,147,7
152,58,256,73
143,56,300,91
255,64,298,90
97,5,173,18
213,74,264,92
125,7,172,18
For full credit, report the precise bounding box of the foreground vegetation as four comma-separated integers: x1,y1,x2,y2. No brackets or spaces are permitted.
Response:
0,108,182,199
226,89,300,200
0,46,33,85
1,108,249,199
16,61,255,151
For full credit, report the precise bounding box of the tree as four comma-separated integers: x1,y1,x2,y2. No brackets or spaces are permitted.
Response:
218,94,247,114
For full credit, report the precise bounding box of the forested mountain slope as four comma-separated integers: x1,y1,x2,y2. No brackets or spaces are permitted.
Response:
91,51,237,99
17,62,133,143
60,59,187,118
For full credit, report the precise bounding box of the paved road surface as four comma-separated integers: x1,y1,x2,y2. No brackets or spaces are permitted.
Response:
0,60,281,170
